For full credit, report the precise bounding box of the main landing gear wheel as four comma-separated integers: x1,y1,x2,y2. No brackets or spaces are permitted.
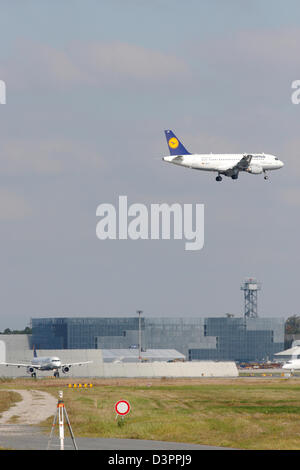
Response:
31,372,36,378
54,371,60,378
216,175,222,182
231,174,238,180
264,175,268,180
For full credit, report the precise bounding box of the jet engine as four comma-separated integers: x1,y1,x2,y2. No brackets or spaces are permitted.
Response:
27,366,35,374
62,366,70,373
247,165,263,174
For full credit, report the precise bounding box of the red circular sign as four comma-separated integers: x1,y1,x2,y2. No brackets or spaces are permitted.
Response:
115,400,130,416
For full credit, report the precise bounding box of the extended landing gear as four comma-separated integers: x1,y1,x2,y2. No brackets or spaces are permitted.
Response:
31,372,36,378
231,174,238,180
216,175,222,182
264,171,268,180
54,370,60,378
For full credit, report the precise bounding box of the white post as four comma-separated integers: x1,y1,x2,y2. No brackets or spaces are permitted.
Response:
58,391,64,450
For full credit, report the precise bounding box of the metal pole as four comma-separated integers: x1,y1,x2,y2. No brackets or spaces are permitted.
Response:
47,408,58,450
137,310,143,361
64,406,78,450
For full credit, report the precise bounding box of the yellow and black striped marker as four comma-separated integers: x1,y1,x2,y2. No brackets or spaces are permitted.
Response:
68,383,93,388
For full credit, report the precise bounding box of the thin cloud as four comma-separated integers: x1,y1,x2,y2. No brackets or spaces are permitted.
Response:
0,188,32,221
282,187,300,206
3,39,191,91
190,28,300,69
0,138,103,175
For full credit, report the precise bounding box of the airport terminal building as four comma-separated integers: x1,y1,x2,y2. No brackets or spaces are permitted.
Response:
31,316,285,363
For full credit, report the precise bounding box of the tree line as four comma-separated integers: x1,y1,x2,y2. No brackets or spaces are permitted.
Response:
0,327,32,335
285,315,300,334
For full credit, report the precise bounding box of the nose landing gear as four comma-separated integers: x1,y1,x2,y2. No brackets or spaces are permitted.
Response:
263,171,269,180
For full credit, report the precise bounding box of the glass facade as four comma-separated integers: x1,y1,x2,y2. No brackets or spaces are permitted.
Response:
31,316,285,362
190,317,284,362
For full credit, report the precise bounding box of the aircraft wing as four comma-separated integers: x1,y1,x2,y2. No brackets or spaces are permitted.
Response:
235,154,253,170
217,154,253,173
61,361,93,368
0,362,42,369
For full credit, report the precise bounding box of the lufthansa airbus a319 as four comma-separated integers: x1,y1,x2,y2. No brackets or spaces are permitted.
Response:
1,347,92,378
162,130,284,182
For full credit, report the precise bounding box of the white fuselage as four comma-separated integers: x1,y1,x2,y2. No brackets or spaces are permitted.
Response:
282,359,300,370
162,153,284,173
32,356,61,371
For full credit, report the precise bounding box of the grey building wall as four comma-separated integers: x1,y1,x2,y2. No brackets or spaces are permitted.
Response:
190,317,285,362
31,316,285,362
0,336,239,378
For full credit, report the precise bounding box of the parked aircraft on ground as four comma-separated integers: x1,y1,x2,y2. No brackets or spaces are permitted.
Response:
282,358,300,372
162,130,284,181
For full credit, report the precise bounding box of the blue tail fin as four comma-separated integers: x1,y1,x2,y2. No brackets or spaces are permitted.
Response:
164,130,191,156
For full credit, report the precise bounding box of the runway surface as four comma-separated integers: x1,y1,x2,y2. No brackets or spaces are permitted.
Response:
0,424,230,450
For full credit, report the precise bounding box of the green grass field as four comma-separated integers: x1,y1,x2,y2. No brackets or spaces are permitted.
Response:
1,377,300,450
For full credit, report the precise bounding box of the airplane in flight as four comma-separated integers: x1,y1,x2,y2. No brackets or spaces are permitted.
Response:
162,130,284,182
0,347,92,378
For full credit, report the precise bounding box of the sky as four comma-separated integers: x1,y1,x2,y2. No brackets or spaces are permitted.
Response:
0,0,300,329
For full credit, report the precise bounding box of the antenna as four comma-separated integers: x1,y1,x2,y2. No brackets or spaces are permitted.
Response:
240,278,261,318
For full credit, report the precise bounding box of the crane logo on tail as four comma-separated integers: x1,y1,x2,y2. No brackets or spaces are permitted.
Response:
168,137,179,149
